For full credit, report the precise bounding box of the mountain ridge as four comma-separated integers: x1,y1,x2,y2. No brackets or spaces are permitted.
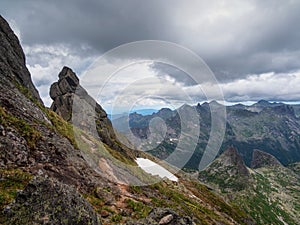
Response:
113,100,300,169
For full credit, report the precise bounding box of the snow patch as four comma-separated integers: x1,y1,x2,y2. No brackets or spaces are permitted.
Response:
136,158,178,182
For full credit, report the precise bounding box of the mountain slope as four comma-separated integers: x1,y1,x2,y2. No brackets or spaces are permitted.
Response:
199,147,250,192
199,147,300,225
0,15,256,225
50,65,136,161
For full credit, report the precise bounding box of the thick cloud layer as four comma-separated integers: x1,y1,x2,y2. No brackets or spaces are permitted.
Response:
1,0,300,109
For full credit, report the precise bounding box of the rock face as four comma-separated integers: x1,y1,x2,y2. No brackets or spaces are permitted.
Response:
200,147,300,225
126,208,194,225
0,14,107,224
0,15,42,104
50,66,135,159
2,177,101,225
251,149,282,169
50,66,103,121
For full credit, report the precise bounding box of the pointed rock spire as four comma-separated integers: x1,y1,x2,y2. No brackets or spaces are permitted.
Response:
199,146,249,191
50,66,135,159
50,66,93,121
218,146,249,176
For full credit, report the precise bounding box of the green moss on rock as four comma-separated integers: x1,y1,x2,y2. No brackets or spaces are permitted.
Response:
0,106,41,149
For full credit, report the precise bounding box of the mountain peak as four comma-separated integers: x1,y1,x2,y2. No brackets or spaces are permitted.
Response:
251,149,282,169
219,146,250,176
178,103,192,110
209,100,222,106
256,99,270,105
273,104,295,116
199,146,250,191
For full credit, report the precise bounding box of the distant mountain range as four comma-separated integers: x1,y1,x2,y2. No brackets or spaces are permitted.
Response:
112,100,300,169
108,109,158,120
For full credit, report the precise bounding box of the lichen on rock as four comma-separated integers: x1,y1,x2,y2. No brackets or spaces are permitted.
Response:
2,177,101,225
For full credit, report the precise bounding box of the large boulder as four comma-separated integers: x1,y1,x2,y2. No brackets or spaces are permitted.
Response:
2,177,101,225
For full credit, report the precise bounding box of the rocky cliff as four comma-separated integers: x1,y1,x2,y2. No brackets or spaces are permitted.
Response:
0,15,41,104
0,15,104,224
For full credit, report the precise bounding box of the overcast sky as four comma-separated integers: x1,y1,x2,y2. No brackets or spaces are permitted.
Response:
1,0,300,113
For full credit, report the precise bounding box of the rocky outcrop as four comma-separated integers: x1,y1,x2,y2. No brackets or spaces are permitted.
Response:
50,66,135,159
0,15,42,104
126,208,194,225
251,149,282,169
217,146,250,177
50,66,102,121
199,146,249,191
2,177,101,225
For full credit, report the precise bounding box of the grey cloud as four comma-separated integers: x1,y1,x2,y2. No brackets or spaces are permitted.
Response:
1,0,300,103
151,62,198,86
0,0,174,55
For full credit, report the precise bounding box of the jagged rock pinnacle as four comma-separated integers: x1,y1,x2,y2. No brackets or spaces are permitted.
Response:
50,66,93,121
219,146,250,176
50,66,135,159
199,146,250,191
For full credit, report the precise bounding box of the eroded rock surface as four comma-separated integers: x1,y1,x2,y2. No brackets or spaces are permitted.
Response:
3,177,101,225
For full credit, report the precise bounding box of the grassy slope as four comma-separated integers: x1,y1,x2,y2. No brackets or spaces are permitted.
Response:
200,165,300,225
